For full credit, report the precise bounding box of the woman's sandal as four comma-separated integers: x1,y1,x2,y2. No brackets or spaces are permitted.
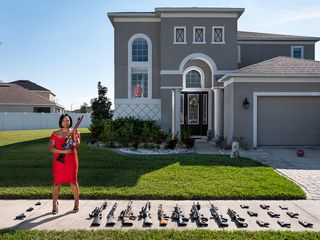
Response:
73,200,79,213
52,201,59,215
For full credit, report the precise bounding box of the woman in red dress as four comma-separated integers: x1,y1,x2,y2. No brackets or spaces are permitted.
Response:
48,114,80,214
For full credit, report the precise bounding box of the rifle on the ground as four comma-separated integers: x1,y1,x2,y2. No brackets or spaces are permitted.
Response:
56,115,83,163
106,202,118,226
89,200,107,227
139,201,153,226
209,201,228,227
227,208,248,228
119,201,137,226
190,202,208,227
171,204,189,226
158,204,170,226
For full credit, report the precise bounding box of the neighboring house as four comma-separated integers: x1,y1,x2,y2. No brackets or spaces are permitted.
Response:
0,80,64,113
108,7,320,148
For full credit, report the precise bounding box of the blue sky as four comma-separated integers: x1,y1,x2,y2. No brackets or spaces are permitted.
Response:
1,0,320,110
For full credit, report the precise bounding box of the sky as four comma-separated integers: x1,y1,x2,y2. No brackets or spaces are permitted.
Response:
1,0,320,110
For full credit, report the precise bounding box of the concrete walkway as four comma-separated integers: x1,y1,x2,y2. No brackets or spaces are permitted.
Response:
1,199,320,231
194,141,320,200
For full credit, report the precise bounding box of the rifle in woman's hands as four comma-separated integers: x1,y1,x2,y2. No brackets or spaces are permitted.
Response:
56,115,84,163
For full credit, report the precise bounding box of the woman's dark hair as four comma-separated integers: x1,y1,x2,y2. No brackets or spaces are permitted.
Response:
59,114,73,128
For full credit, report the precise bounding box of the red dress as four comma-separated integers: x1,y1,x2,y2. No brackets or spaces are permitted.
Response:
50,133,80,184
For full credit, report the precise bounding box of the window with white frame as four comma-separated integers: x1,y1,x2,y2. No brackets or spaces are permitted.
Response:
291,46,304,59
174,26,186,44
128,33,152,99
237,45,241,63
193,27,205,44
212,26,225,44
186,70,201,88
132,38,148,62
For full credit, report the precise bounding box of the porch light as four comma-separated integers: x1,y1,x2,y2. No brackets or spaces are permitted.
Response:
243,98,249,109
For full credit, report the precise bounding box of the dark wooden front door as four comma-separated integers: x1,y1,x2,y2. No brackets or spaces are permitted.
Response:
180,92,208,136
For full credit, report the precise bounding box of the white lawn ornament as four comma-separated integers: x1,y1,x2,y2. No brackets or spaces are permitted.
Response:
230,141,240,158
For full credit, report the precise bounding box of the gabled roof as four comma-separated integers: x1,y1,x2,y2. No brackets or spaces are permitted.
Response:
219,56,320,82
0,83,56,105
238,31,320,41
10,80,56,96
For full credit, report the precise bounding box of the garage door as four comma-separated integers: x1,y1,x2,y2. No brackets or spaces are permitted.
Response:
257,96,320,146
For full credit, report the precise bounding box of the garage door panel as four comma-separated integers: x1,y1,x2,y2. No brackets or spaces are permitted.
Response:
257,96,320,146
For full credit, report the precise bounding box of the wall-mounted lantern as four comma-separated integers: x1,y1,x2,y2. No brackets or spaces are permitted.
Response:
243,98,249,109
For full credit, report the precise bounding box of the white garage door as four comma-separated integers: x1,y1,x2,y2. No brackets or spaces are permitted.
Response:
257,96,320,146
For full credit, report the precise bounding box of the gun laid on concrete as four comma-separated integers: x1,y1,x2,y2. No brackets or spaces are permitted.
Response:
106,202,117,226
158,204,170,226
89,200,107,227
209,201,228,227
227,208,248,228
171,204,189,226
190,202,208,227
119,201,137,226
139,201,153,226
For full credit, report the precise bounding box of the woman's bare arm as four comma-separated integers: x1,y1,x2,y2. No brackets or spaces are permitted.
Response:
48,137,73,154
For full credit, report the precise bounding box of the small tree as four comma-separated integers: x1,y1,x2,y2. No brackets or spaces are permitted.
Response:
90,82,113,120
80,102,89,113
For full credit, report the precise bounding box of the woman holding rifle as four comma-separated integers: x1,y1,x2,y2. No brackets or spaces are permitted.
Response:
48,114,81,214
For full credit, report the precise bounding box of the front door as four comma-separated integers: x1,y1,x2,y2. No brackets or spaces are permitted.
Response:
180,92,208,136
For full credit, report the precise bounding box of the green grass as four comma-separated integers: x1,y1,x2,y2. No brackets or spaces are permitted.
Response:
1,230,320,240
0,129,305,199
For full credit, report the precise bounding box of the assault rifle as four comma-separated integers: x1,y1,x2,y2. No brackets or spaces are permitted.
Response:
56,115,84,163
190,202,208,227
171,204,189,226
158,204,170,226
209,201,228,227
227,208,248,228
106,202,118,226
139,201,153,226
119,201,137,226
89,200,107,227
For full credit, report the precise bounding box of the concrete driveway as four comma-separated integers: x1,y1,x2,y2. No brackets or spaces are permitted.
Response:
243,146,320,200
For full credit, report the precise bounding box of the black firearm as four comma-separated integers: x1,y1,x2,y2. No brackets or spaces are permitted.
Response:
227,208,248,228
89,200,107,227
119,201,137,226
106,202,118,226
139,201,153,226
158,204,170,226
56,115,83,163
171,204,189,226
209,201,228,227
190,202,208,227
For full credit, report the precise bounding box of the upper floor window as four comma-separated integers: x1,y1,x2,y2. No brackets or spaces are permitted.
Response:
132,37,148,62
193,27,206,44
174,26,186,44
186,70,202,88
291,46,304,59
212,26,225,44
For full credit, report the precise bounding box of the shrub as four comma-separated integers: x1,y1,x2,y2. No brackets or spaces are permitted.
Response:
215,136,231,149
181,130,195,149
165,135,178,149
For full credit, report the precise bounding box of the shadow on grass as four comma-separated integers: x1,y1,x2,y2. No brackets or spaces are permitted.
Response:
1,133,265,189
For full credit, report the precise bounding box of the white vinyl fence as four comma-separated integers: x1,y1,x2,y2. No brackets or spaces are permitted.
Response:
0,112,92,131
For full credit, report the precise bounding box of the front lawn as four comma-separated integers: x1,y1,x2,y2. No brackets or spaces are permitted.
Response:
0,129,305,199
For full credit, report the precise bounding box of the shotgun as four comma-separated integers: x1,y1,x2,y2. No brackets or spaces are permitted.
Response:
158,204,169,226
56,115,84,163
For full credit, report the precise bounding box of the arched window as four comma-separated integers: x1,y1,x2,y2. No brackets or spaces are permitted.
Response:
186,70,201,88
132,38,148,62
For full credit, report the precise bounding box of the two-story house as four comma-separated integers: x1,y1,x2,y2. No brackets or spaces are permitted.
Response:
108,7,320,148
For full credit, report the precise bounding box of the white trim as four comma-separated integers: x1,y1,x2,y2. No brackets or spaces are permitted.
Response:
193,26,206,44
183,66,205,89
253,91,320,148
237,45,241,63
115,98,161,104
203,94,208,125
128,33,152,99
160,70,181,75
180,94,184,124
212,26,225,44
160,86,183,90
161,13,239,18
181,88,212,92
174,26,187,44
291,45,304,59
222,77,320,87
238,41,316,45
114,18,161,22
